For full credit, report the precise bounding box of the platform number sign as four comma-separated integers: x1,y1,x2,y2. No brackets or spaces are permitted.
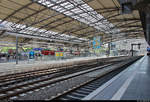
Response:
93,36,101,49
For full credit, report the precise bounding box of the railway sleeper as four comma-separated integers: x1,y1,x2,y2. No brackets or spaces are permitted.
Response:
69,92,87,97
62,94,81,100
73,90,90,95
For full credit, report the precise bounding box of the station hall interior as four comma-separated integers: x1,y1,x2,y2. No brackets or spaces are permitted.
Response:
0,0,150,101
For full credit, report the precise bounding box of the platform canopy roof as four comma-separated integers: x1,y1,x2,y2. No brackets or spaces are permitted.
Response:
0,0,144,46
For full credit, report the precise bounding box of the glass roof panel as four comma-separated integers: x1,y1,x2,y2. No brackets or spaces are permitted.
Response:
37,0,120,35
0,19,88,43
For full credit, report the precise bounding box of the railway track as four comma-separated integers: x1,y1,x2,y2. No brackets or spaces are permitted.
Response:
51,56,142,100
0,61,113,100
0,60,100,87
0,56,141,100
0,64,113,100
0,56,129,83
0,61,95,82
0,57,126,88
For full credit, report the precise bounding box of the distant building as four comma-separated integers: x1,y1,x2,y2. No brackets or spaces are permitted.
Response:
115,39,147,55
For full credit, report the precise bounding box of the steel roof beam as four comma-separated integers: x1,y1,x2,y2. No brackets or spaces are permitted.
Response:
38,16,67,29
0,1,34,24
2,0,120,40
70,26,91,34
36,0,120,39
35,7,120,29
0,1,34,36
119,30,144,33
4,30,87,45
110,18,140,22
95,7,121,11
29,0,96,40
36,8,119,31
84,29,143,39
75,21,142,38
68,0,110,32
104,32,142,38
117,25,142,28
77,30,100,38
65,13,121,35
7,0,78,41
34,0,98,34
15,0,69,25
104,34,143,41
110,20,140,30
47,19,74,30
39,8,121,31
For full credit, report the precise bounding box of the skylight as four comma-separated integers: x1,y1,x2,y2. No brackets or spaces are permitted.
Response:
0,20,88,43
37,0,120,34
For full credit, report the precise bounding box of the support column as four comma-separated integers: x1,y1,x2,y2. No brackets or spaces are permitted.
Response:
16,35,18,64
108,42,111,57
131,44,134,56
146,12,150,44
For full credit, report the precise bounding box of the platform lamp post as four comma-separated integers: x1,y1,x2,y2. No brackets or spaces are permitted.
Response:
108,42,111,57
108,36,112,57
16,35,19,64
89,40,92,56
146,11,150,45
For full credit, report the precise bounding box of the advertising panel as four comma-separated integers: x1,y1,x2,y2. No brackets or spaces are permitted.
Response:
55,52,63,57
93,36,101,49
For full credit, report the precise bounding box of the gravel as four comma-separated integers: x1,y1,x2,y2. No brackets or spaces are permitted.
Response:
16,75,91,100
5,57,137,101
13,63,122,100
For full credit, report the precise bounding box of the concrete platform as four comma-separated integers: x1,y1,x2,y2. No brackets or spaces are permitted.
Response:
0,56,107,76
83,55,150,100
